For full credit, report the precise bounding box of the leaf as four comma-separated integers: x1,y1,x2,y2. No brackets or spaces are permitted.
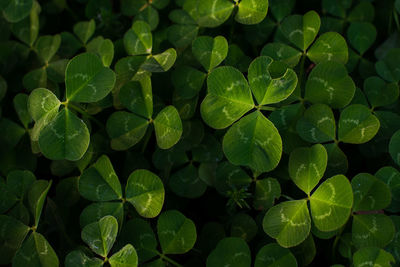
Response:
109,244,138,267
389,130,400,167
363,76,399,108
253,178,281,211
324,143,348,177
73,19,96,45
192,35,228,72
125,169,165,218
0,215,30,265
223,111,282,173
35,35,62,64
38,108,90,161
2,0,33,23
123,21,152,56
215,161,252,196
289,144,328,194
153,105,182,149
13,232,59,267
248,56,298,105
82,215,118,257
375,166,400,202
307,32,349,64
235,0,268,25
310,175,353,232
169,164,207,198
347,22,377,55
263,200,311,248
269,0,296,22
230,213,257,241
254,243,298,267
200,66,254,129
119,78,153,119
65,53,116,103
296,104,336,143
167,24,199,48
183,0,234,28
338,104,380,144
28,180,52,227
23,68,47,91
79,155,122,202
157,210,197,254
13,93,31,129
0,180,18,214
206,237,251,267
65,250,104,267
141,48,177,72
106,111,149,151
172,66,206,99
260,43,302,68
305,61,355,108
353,247,395,267
281,10,320,51
351,173,392,212
375,48,400,82
80,202,124,228
352,214,395,248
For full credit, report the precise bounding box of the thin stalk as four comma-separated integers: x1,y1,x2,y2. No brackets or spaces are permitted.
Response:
156,251,183,267
298,54,307,92
66,103,104,128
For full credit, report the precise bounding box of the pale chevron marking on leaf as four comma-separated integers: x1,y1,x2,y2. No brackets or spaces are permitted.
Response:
310,127,317,141
296,164,306,179
326,182,336,202
280,207,308,226
343,119,360,125
306,26,316,33
311,163,320,178
289,29,303,39
320,40,332,49
237,127,249,143
317,116,332,125
222,107,234,121
314,207,332,220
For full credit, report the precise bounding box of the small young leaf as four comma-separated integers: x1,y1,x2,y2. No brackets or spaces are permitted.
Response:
263,200,311,248
223,111,282,173
125,169,165,218
65,53,116,103
81,215,118,257
192,35,228,72
206,237,251,267
235,0,268,25
73,19,96,45
28,180,52,227
123,21,152,56
254,243,298,267
109,244,138,267
289,144,328,195
310,175,353,232
154,105,183,149
353,247,395,267
338,104,380,144
157,210,196,254
79,155,122,202
38,108,90,161
35,35,61,64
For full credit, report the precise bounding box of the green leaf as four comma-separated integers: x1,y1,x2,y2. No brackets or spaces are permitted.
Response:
230,213,257,241
352,173,392,212
109,244,138,267
82,215,118,257
154,105,182,149
35,34,61,64
353,247,395,267
65,53,116,103
38,108,90,161
13,93,31,129
375,48,400,82
296,104,336,143
73,19,96,45
261,43,302,68
65,250,104,267
157,210,197,254
192,35,228,72
79,155,122,202
0,180,18,214
13,232,59,267
167,24,199,48
347,22,376,55
324,143,348,177
281,10,320,51
307,32,349,64
375,166,400,202
223,111,282,173
126,169,165,218
2,0,33,23
172,66,206,99
338,104,380,144
305,61,355,108
169,164,207,198
253,178,281,211
270,0,295,22
123,21,152,56
206,237,251,267
183,0,234,28
28,180,52,227
254,243,298,267
235,0,268,25
141,48,177,72
119,78,153,119
363,76,399,108
248,56,297,105
389,130,400,167
289,144,328,195
215,162,252,196
263,200,311,247
310,175,353,232
23,68,47,91
201,66,254,129
0,215,30,265
80,202,124,228
352,214,395,248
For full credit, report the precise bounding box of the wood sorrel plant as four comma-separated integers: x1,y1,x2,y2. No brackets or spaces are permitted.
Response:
0,0,399,266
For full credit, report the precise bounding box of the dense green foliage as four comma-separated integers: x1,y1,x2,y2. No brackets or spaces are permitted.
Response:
0,0,400,266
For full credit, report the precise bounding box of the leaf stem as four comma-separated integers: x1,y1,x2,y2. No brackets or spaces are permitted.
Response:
156,252,183,267
298,54,307,92
66,102,104,128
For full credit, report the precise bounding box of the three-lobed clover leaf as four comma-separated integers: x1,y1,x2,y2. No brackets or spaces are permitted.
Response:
124,20,152,56
192,35,228,72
